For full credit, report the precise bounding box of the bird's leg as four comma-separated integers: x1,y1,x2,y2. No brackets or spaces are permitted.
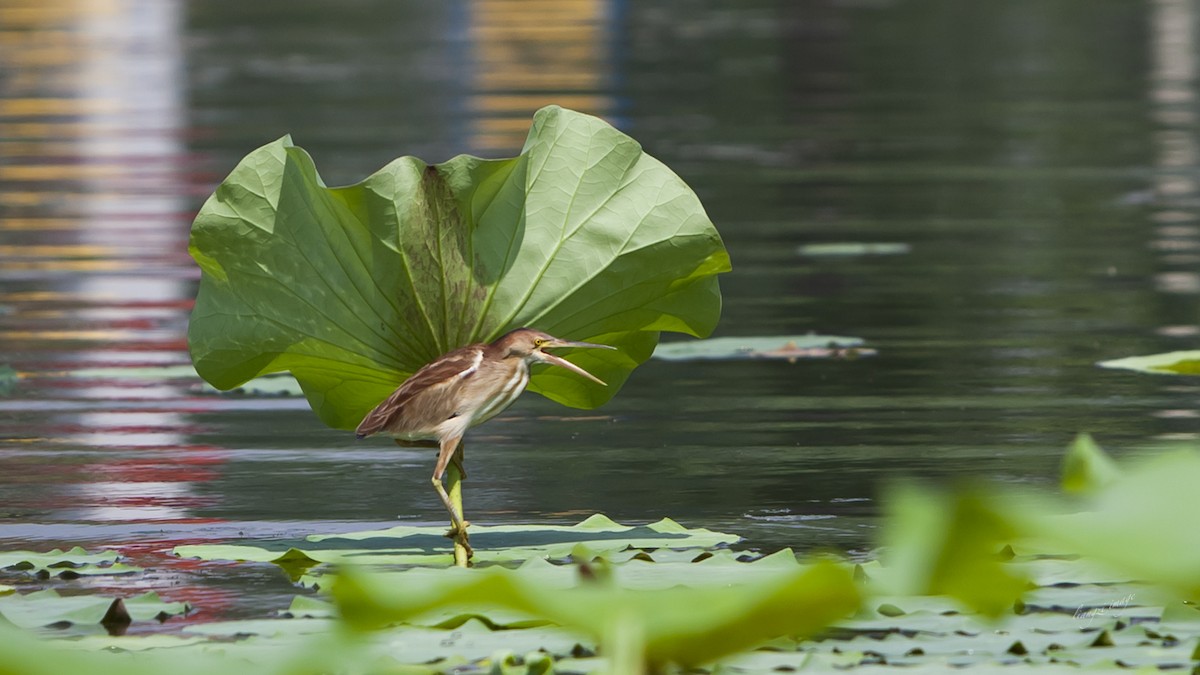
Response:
432,436,472,560
445,454,471,567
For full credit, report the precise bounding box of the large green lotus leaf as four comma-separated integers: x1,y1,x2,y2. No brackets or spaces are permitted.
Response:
188,106,730,429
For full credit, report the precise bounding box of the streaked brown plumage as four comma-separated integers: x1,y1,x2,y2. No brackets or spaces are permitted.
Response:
356,328,615,547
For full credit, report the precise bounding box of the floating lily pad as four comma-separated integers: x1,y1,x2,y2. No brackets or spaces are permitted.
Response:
173,514,740,578
797,242,911,257
1097,351,1200,375
0,589,186,630
0,547,138,579
814,579,1196,671
181,615,336,639
278,594,335,619
51,633,209,652
372,618,588,667
652,335,872,362
0,621,366,675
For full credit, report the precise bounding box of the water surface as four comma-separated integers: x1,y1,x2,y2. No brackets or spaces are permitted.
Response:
2,1,1199,591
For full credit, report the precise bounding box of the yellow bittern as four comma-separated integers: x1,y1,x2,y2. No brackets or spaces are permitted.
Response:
355,328,615,550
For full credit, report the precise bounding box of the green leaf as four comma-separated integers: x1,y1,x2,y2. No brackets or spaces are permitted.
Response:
332,559,860,671
1097,351,1200,375
188,106,730,429
1030,449,1200,599
877,484,1028,617
1060,432,1122,494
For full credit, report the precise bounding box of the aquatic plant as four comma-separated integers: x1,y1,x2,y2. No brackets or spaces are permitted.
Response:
187,106,730,430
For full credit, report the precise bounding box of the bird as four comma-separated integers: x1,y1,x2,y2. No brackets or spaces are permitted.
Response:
355,328,616,552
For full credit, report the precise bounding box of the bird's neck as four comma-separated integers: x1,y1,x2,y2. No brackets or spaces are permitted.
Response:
481,342,535,371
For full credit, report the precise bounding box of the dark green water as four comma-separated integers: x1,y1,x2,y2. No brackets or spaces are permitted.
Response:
2,0,1199,577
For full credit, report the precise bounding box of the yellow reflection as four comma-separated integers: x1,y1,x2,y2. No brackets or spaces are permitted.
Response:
0,123,98,138
469,0,614,152
0,6,80,26
0,217,77,231
0,329,144,341
0,191,88,206
0,164,130,181
0,97,116,117
0,291,76,302
2,259,132,271
0,244,116,257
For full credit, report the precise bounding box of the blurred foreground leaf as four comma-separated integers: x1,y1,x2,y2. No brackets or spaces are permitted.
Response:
333,559,860,673
188,105,730,429
878,442,1200,621
877,484,1028,617
1032,449,1200,599
1060,432,1121,495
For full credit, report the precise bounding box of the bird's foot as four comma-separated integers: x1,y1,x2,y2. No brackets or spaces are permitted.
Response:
445,520,473,560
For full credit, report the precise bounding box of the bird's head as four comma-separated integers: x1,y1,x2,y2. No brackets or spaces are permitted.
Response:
495,328,616,385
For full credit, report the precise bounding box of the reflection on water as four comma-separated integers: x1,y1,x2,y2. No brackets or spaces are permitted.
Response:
0,0,203,530
469,0,616,151
3,2,1200,576
1149,0,1200,305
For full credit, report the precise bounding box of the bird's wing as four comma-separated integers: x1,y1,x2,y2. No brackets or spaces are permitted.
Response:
355,346,483,438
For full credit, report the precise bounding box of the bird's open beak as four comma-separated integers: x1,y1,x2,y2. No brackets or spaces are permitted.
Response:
540,339,616,386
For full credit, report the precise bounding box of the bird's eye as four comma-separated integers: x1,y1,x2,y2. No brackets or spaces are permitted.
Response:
533,339,546,347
